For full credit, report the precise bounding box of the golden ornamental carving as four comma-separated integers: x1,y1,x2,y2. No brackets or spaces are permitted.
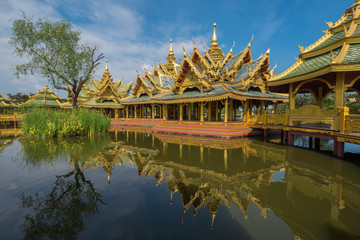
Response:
290,105,338,119
289,105,338,128
267,114,287,125
345,116,360,133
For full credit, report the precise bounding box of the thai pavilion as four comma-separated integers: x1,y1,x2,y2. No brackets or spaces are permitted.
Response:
21,85,64,108
120,23,287,122
74,61,132,117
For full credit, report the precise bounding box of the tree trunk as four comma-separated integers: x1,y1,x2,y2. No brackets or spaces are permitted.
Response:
71,89,79,111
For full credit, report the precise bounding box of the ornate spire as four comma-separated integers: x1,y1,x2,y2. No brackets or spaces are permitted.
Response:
164,39,177,74
100,60,113,85
169,39,173,53
212,23,217,43
208,23,224,65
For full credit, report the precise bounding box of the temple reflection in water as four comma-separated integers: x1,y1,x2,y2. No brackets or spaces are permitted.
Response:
16,129,360,239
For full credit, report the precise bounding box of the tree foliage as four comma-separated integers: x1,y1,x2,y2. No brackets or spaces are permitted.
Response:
7,92,34,104
9,13,103,109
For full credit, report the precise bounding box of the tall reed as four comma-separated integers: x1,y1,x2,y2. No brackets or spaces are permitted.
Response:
20,108,110,138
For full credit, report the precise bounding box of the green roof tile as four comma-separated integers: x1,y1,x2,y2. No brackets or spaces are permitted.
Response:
122,95,151,103
310,31,345,52
343,43,360,64
117,82,132,93
233,59,262,82
149,75,160,86
160,76,174,89
84,81,98,91
0,94,17,108
278,47,341,80
81,98,123,107
219,52,242,74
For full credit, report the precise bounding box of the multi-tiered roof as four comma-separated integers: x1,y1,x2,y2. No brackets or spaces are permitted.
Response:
122,23,287,104
21,85,63,108
0,94,17,109
269,1,360,94
79,60,133,108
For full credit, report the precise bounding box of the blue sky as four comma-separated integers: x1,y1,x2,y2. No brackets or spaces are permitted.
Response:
0,0,354,97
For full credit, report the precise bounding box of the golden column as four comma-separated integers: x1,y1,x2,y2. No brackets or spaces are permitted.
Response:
334,72,345,130
134,105,137,119
224,98,228,123
115,109,118,119
289,83,295,126
260,101,264,115
126,106,129,118
179,103,183,121
188,103,191,121
200,102,204,122
289,83,295,111
249,100,253,115
335,72,345,108
197,103,201,120
163,104,168,120
152,104,155,119
274,102,278,114
244,100,249,123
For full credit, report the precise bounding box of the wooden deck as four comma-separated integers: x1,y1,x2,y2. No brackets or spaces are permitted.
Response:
110,118,261,138
110,118,360,158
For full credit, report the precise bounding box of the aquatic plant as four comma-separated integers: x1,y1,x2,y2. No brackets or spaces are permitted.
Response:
20,108,110,138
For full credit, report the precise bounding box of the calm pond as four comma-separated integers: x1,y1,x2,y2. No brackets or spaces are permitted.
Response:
0,128,360,240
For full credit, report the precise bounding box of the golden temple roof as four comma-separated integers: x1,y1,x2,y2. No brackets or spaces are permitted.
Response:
269,1,360,86
77,60,132,107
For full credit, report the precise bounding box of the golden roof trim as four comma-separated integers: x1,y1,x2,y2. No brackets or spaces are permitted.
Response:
270,58,303,81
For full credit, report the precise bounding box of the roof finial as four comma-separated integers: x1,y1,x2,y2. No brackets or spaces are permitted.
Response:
182,43,187,57
105,59,108,71
212,23,217,43
169,39,173,53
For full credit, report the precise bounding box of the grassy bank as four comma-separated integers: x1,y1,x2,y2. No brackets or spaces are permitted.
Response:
21,108,110,138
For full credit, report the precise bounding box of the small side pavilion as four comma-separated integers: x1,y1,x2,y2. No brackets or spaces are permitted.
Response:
0,94,17,114
21,85,63,108
268,1,360,133
77,60,132,118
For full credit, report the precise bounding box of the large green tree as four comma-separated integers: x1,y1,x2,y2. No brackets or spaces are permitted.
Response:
10,13,104,109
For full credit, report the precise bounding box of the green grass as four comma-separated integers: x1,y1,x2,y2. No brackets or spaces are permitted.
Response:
20,108,110,138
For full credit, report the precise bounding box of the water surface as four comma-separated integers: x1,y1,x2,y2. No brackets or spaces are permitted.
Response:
0,128,360,239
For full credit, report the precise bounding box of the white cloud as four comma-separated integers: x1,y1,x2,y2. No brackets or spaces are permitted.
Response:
0,0,210,97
